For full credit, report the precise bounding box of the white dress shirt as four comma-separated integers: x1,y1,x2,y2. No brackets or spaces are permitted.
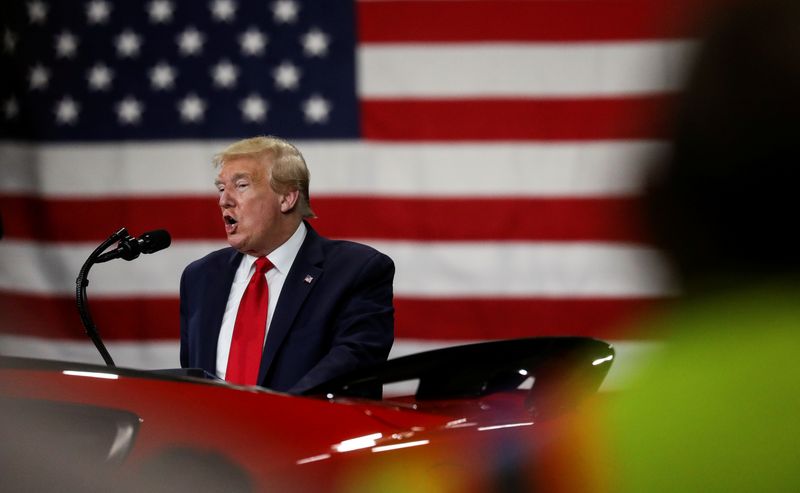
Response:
215,222,307,379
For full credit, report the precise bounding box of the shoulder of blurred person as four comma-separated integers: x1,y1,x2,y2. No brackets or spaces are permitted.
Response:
533,282,800,493
604,282,800,492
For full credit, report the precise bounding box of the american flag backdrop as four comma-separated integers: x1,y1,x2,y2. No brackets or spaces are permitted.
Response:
0,0,701,386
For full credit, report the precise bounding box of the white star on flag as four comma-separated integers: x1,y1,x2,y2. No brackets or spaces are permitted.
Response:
87,63,114,91
177,27,204,56
273,61,300,91
27,1,48,24
147,0,174,23
116,96,144,124
4,29,17,54
54,96,80,125
55,31,78,58
211,60,239,89
29,64,50,90
239,28,267,56
301,28,329,57
116,30,142,58
149,62,177,90
302,94,330,123
240,94,268,122
4,97,19,119
272,0,299,24
178,94,206,122
210,0,237,22
86,1,112,24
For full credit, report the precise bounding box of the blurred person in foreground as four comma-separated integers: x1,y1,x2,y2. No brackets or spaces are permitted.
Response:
180,136,394,395
539,0,800,490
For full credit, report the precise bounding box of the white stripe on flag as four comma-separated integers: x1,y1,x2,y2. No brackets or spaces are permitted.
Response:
0,141,667,197
0,335,178,368
359,41,696,97
0,240,676,297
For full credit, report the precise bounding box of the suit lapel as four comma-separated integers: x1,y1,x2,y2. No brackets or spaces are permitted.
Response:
199,249,241,373
258,225,323,384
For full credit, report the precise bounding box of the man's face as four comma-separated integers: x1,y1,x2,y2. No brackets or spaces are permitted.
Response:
215,157,283,256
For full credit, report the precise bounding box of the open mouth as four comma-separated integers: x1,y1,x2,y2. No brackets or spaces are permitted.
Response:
223,215,238,234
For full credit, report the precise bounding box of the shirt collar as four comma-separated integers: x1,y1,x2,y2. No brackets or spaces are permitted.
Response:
268,221,307,274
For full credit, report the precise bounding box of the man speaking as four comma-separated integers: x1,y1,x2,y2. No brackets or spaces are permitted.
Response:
180,136,394,394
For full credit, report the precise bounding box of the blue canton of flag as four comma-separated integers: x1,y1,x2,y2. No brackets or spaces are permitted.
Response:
0,0,359,140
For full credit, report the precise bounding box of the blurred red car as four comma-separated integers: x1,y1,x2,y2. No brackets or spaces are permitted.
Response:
0,336,613,492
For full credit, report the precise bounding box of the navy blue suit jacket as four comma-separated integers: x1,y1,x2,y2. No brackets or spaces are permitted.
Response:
179,223,394,394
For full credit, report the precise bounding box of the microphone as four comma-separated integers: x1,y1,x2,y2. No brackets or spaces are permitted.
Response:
95,229,171,263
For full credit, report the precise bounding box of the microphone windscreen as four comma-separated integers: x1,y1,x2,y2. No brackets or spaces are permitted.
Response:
140,229,171,254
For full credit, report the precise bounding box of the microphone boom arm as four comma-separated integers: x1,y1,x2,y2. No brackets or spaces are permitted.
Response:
75,227,130,367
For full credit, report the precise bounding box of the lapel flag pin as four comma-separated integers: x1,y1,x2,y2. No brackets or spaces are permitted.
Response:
304,275,314,284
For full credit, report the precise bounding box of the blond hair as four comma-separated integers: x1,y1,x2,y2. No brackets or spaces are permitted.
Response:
213,136,315,218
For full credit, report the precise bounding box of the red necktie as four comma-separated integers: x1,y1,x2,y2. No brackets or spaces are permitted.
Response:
226,257,274,385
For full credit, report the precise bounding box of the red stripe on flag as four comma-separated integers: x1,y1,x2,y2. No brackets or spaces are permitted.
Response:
357,0,700,42
0,292,664,341
315,196,649,243
395,297,665,340
3,195,650,243
0,292,179,341
1,195,223,242
361,97,672,141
